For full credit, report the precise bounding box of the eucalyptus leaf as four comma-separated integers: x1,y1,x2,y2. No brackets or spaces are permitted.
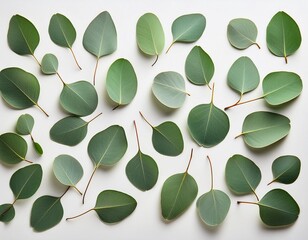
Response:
237,111,290,148
269,155,301,185
106,58,138,107
0,204,15,223
136,13,165,66
266,11,301,63
41,53,58,74
227,18,260,49
152,71,188,109
83,11,117,84
33,142,43,155
16,114,34,135
185,46,214,86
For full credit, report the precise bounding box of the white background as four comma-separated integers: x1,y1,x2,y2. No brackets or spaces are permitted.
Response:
0,0,307,239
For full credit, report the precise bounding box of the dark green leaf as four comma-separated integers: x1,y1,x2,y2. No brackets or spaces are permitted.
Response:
0,204,15,223
16,114,34,135
33,142,43,155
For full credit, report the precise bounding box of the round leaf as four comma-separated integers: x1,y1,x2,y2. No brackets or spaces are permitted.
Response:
185,46,214,86
16,113,34,135
225,154,261,195
126,150,159,191
88,125,127,167
7,14,39,55
262,71,303,106
30,195,63,232
94,190,137,223
188,103,230,148
60,81,98,116
10,164,42,200
106,58,138,106
239,111,290,148
197,189,231,226
270,155,301,184
41,53,59,75
161,173,198,221
227,18,259,49
266,11,301,63
0,204,15,223
0,132,28,164
152,71,187,109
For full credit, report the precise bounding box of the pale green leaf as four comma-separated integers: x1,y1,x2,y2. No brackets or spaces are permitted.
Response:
16,114,34,135
41,53,58,74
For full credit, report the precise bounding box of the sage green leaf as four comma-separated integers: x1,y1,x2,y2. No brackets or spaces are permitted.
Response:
60,81,98,116
0,204,15,223
33,142,43,155
41,53,58,74
262,71,303,106
152,71,188,109
30,195,63,232
185,46,214,86
10,164,42,200
106,58,138,107
16,114,34,135
266,11,301,63
0,68,48,116
225,154,261,196
7,14,39,55
269,155,301,185
237,111,290,148
227,18,259,49
136,13,165,65
0,133,28,165
166,13,206,52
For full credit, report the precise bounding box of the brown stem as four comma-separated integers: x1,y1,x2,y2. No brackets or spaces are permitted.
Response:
133,120,141,151
224,95,242,111
165,42,175,54
226,96,264,110
234,132,244,139
237,200,258,205
151,55,159,66
82,167,97,204
66,208,93,221
32,54,41,67
254,42,261,49
24,159,33,164
93,58,99,85
112,105,120,110
73,186,83,195
56,72,66,86
87,112,102,124
60,186,70,199
30,133,35,143
207,156,214,190
139,111,154,128
185,149,194,173
69,47,82,70
252,190,260,201
284,55,288,64
36,103,49,117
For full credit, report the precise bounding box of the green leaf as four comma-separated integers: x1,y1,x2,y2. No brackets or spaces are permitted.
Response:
53,155,83,191
33,142,43,155
185,46,214,86
227,18,259,49
266,11,301,63
269,155,301,185
30,195,63,232
10,164,42,200
106,58,138,107
225,154,261,196
166,13,206,52
16,114,34,135
152,71,188,109
136,13,165,65
0,204,15,223
41,53,59,74
60,81,98,116
0,132,28,164
237,111,290,148
262,71,303,106
7,14,39,55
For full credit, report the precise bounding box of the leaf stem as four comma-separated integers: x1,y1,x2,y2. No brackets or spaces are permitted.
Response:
93,58,99,85
226,96,264,110
207,155,214,190
139,111,154,128
252,190,260,201
24,158,33,164
69,47,82,70
151,55,159,66
30,133,35,143
165,42,175,54
185,149,194,173
60,186,70,199
284,55,288,64
210,83,215,103
224,95,242,111
112,105,120,110
254,42,261,49
133,120,141,151
66,208,93,221
36,103,49,117
56,72,66,86
267,179,276,186
234,132,244,139
73,186,83,195
237,200,258,205
32,54,41,67
87,112,102,124
82,167,97,204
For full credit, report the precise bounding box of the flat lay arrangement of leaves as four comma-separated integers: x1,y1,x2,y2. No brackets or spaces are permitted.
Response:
0,8,303,235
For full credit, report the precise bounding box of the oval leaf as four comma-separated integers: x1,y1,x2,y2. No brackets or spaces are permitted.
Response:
238,111,290,148
94,190,137,223
0,204,15,223
0,133,28,164
60,81,98,116
227,18,259,49
262,71,303,106
30,195,63,232
41,53,59,74
106,58,138,106
266,11,301,63
7,14,39,55
185,46,214,86
16,114,34,135
225,154,261,195
88,125,128,167
33,142,43,155
152,71,187,109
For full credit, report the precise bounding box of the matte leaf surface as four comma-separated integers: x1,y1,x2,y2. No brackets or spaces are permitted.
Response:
33,142,43,155
41,53,59,74
0,133,28,164
16,114,34,135
0,204,15,223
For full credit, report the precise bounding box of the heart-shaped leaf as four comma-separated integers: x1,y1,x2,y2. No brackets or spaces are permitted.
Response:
152,71,188,109
0,204,15,222
166,13,206,53
16,114,34,135
106,58,138,108
0,67,48,116
136,13,165,66
266,11,301,63
227,18,260,49
60,81,98,116
10,164,42,200
41,53,59,75
237,111,290,148
185,46,214,86
269,155,301,185
83,11,117,84
30,195,63,232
